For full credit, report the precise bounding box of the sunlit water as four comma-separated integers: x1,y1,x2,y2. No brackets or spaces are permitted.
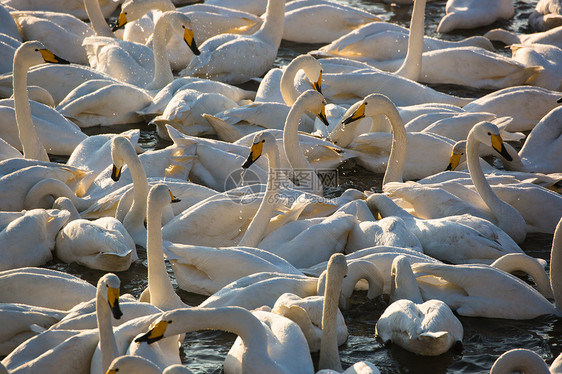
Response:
37,0,562,372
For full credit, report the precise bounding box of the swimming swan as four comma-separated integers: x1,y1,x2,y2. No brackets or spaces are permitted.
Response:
437,0,514,33
490,348,562,374
374,255,463,356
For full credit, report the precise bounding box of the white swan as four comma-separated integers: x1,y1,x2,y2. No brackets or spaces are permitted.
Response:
0,208,70,270
510,43,562,90
331,93,455,182
485,25,562,48
0,4,21,41
1,41,86,159
83,11,200,90
1,273,124,374
134,306,315,374
374,255,463,356
437,0,515,33
0,267,96,310
529,0,562,31
366,193,525,265
53,197,138,272
181,0,285,83
0,34,21,75
10,0,116,65
2,0,121,20
107,355,195,374
283,0,380,44
490,349,562,373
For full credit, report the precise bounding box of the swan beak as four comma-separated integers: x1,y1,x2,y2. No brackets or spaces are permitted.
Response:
242,140,264,169
39,49,70,64
317,103,329,127
169,190,181,203
135,320,171,344
111,164,122,181
557,97,562,103
106,370,118,374
490,134,513,161
111,12,128,32
312,70,322,94
107,287,123,320
341,102,365,125
446,153,461,171
184,27,200,56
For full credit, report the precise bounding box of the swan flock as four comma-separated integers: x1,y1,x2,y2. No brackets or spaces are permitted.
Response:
0,0,561,372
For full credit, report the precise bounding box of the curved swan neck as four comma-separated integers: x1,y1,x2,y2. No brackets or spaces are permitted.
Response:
147,12,174,90
551,219,562,310
84,0,114,37
391,256,423,303
13,48,49,162
318,255,346,372
282,95,323,196
394,0,426,81
96,287,119,373
122,147,149,231
25,178,89,212
490,349,550,374
466,128,524,241
379,98,407,186
254,0,285,47
280,55,317,106
238,142,281,247
146,192,178,309
491,254,554,300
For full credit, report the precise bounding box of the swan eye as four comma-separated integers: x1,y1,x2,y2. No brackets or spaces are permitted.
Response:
487,132,491,135
261,139,265,143
34,48,39,52
182,25,185,29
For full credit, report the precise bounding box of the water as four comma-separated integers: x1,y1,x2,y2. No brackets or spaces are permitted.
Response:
44,0,561,372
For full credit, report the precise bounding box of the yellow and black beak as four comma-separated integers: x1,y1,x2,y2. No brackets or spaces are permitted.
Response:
490,134,513,161
106,369,118,374
242,139,264,169
341,102,366,125
317,102,329,127
312,70,322,94
107,286,123,320
183,26,200,56
111,12,128,32
39,49,70,64
134,320,171,344
169,189,181,204
446,152,462,171
111,164,122,182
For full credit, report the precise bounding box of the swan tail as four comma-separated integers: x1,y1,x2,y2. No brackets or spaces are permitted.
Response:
165,124,199,148
420,331,448,339
202,114,243,142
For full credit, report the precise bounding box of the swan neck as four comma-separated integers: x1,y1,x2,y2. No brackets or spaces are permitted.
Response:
84,0,114,37
24,178,84,212
147,14,174,90
12,51,49,162
96,290,119,373
146,195,177,309
395,0,426,80
255,0,285,47
551,219,562,310
238,145,281,247
283,97,323,195
280,57,305,106
318,263,344,371
490,349,550,374
123,150,150,231
381,101,407,186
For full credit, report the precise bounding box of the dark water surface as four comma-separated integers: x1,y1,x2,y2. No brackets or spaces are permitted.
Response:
44,0,562,372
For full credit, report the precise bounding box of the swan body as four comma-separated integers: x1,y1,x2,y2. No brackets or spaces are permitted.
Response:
0,267,96,310
199,272,318,310
2,0,121,20
529,0,562,31
107,355,195,374
375,256,463,356
0,4,21,41
135,306,314,374
315,19,494,61
0,34,21,75
510,43,562,91
181,0,285,83
83,11,200,90
367,193,525,264
166,243,304,295
490,348,561,374
485,25,562,48
54,197,138,272
2,273,124,374
283,0,380,44
437,0,515,33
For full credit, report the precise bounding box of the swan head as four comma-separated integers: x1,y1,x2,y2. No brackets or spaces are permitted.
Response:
340,93,393,125
470,122,512,161
16,41,70,69
97,273,123,320
241,131,277,169
107,355,161,374
148,184,181,211
160,11,200,56
110,136,136,181
446,140,466,171
298,90,329,127
113,0,172,31
135,312,175,344
295,54,323,94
